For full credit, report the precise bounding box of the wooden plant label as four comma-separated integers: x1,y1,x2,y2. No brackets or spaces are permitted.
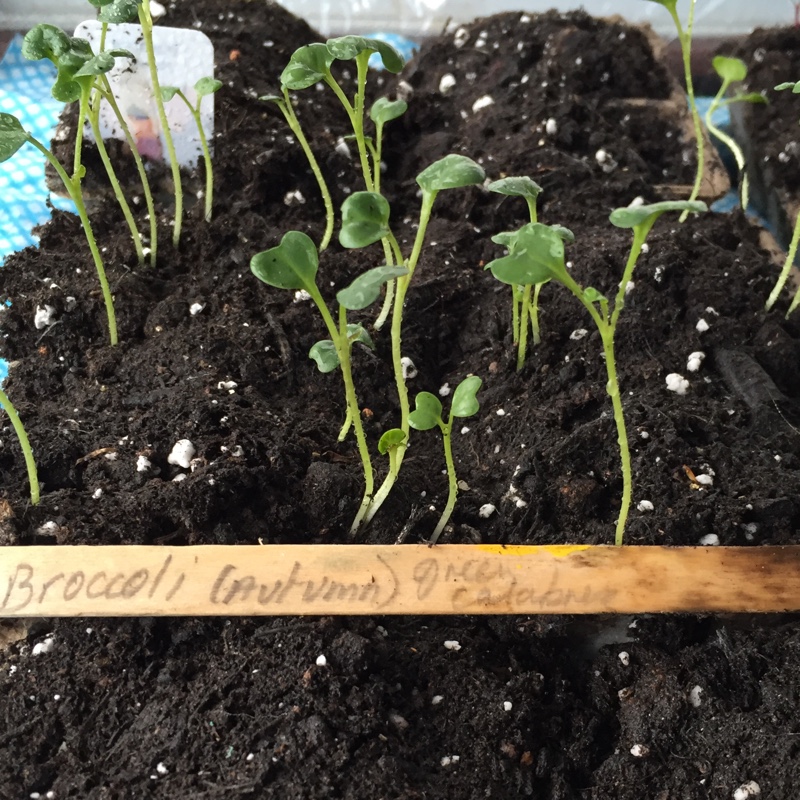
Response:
0,545,798,617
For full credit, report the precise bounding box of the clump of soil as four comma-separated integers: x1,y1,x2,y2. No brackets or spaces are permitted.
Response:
0,3,798,798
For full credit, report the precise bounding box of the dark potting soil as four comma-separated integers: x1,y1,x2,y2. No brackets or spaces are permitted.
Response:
0,2,799,797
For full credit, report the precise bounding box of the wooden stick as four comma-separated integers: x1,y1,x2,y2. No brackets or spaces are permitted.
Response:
1,545,799,617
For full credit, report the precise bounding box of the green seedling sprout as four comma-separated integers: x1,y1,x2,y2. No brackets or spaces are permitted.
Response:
705,56,766,212
486,200,706,545
161,78,222,222
647,0,703,221
488,176,545,370
0,108,118,344
408,375,482,544
251,229,407,536
767,79,800,315
0,388,39,506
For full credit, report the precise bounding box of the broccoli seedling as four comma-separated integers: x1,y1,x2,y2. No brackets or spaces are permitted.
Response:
161,78,222,222
767,79,800,315
486,200,706,545
0,111,119,345
408,376,482,544
250,229,407,536
0,389,39,506
705,56,766,212
647,0,703,221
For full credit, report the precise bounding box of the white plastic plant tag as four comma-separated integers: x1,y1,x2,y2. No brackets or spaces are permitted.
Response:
74,20,215,167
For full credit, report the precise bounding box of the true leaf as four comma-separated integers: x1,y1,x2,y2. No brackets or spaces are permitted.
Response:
195,77,222,97
487,176,542,201
73,52,117,78
416,154,485,194
309,340,339,373
250,231,318,292
450,375,482,418
161,86,181,102
712,55,747,84
486,223,567,286
337,266,409,311
339,191,391,249
408,392,443,431
326,36,404,73
551,224,575,243
609,200,707,230
281,44,334,91
378,428,407,455
346,323,374,350
369,97,407,125
491,231,517,248
0,114,28,163
582,287,607,304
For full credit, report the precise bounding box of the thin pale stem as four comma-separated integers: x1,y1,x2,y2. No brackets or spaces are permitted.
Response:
431,419,458,544
767,210,800,311
337,407,353,442
174,91,214,221
140,0,183,247
0,387,39,505
516,283,533,371
530,282,543,345
706,82,749,209
73,91,89,180
29,136,118,345
512,285,521,345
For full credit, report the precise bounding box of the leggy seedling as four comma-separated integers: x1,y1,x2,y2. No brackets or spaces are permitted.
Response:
704,56,766,211
486,200,706,545
647,0,703,221
0,388,39,506
0,111,118,345
408,376,482,544
767,79,800,315
161,78,222,222
250,229,407,536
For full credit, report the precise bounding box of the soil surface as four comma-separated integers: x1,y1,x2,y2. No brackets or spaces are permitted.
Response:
1,3,799,798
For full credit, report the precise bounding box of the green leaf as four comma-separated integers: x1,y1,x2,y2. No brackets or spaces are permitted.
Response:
97,0,140,23
346,323,374,349
450,375,482,418
336,266,409,311
259,94,283,104
0,113,28,163
281,44,334,90
776,81,800,93
712,55,747,83
326,36,404,73
486,223,567,286
339,191,391,249
250,231,319,292
73,51,116,77
643,0,678,9
487,176,542,201
160,86,181,103
727,92,768,105
491,231,517,248
609,200,707,229
582,287,607,304
369,97,407,125
309,340,339,373
416,154,485,194
195,77,222,97
550,224,575,243
408,392,443,431
378,428,407,455
21,24,71,62
87,0,117,6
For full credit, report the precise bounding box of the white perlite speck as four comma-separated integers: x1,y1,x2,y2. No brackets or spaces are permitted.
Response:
444,640,461,651
472,95,494,113
439,74,457,94
689,685,703,707
695,474,714,486
156,763,169,776
34,305,57,330
733,781,761,800
334,137,351,159
136,455,152,473
439,383,451,397
545,117,558,135
293,289,311,303
36,521,59,535
665,373,689,395
503,701,513,712
630,744,649,758
637,500,654,512
283,189,305,205
401,357,418,380
168,439,196,469
478,503,497,519
315,654,327,667
440,755,461,766
570,328,588,340
217,380,238,391
453,27,469,47
618,651,630,666
32,637,55,656
699,534,720,546
431,695,444,705
696,318,710,333
189,302,205,316
687,351,706,372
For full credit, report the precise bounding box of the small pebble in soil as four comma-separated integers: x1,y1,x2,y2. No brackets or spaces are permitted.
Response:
315,654,327,667
618,651,630,666
444,640,461,651
246,753,255,762
699,534,720,546
496,408,506,416
439,74,456,94
217,380,238,392
689,685,703,707
168,439,196,469
733,781,761,800
472,95,494,113
32,637,54,656
479,503,497,518
34,304,57,330
696,318,710,333
695,474,714,486
172,474,186,483
639,431,650,439
65,296,77,311
637,500,654,512
665,373,689,395
625,281,635,295
189,302,205,316
687,351,706,372
630,744,650,758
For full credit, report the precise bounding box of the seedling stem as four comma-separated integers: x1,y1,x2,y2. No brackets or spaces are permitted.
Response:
0,388,39,505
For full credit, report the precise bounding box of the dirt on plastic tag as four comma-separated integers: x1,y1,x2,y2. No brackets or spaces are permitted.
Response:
74,20,215,167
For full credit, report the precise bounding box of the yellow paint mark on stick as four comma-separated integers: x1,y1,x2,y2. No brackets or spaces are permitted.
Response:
476,545,591,558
